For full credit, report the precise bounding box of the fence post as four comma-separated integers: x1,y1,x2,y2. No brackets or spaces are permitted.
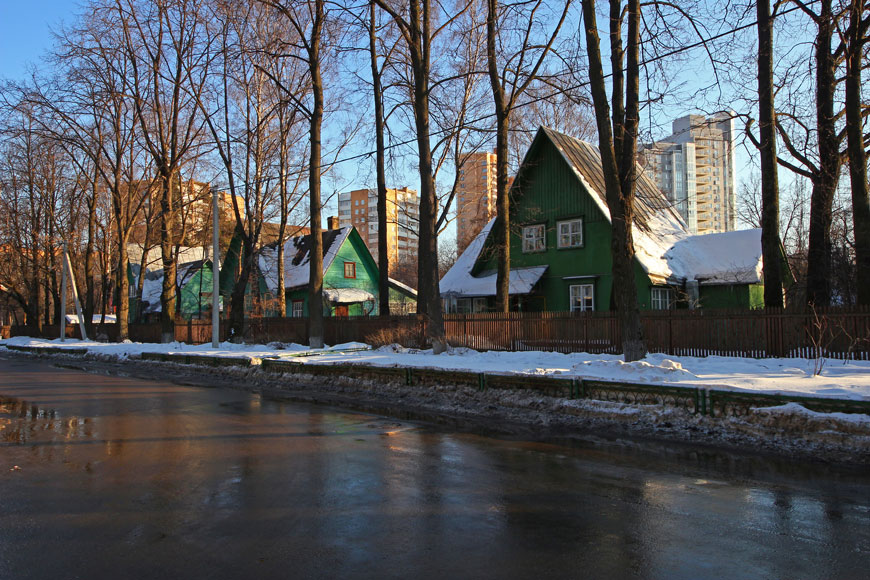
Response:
584,313,589,353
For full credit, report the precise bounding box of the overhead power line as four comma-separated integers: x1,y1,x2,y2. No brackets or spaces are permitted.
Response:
306,0,818,172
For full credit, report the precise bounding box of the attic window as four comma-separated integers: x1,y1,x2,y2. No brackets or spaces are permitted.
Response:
522,224,545,253
344,262,356,279
557,219,583,248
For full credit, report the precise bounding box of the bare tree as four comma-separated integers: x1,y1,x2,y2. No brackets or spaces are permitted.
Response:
755,0,785,308
197,1,287,337
580,0,646,361
36,5,151,339
264,0,328,348
486,0,571,312
756,0,847,307
843,0,870,305
117,0,209,342
373,0,468,353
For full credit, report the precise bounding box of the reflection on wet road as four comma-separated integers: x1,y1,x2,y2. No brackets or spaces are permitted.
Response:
0,354,868,579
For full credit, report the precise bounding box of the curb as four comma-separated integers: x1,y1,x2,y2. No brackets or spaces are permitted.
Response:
6,343,870,418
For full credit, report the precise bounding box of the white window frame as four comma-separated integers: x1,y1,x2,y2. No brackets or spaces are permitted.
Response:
522,224,546,253
570,284,594,312
557,218,583,248
291,300,304,318
650,287,675,310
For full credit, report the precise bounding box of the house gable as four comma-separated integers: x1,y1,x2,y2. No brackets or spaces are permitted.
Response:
322,228,379,316
473,131,652,311
282,227,382,317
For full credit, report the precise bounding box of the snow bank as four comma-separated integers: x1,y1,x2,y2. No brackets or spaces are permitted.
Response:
3,336,870,402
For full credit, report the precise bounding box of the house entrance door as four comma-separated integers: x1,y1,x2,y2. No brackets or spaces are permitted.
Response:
335,305,349,317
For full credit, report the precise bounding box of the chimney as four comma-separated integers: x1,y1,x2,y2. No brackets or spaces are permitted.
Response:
327,216,339,230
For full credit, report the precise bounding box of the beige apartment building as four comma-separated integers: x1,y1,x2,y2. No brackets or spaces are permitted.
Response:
337,187,419,268
641,113,737,235
455,151,498,254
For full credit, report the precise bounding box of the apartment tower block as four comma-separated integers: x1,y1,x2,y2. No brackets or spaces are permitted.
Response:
642,113,737,234
337,187,419,268
455,151,499,254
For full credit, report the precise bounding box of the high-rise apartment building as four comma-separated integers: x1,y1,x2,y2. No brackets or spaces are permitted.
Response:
337,187,419,268
455,151,499,254
641,113,737,234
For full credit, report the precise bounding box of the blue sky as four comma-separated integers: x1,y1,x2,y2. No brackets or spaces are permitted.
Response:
0,2,761,234
0,1,77,81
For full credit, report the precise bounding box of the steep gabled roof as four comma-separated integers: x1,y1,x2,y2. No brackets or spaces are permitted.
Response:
140,259,211,313
538,127,689,282
258,227,353,292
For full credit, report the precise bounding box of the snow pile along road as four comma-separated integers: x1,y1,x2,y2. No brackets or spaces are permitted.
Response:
3,336,870,402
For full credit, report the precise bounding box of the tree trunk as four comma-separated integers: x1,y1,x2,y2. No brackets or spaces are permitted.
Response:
805,0,841,307
230,237,253,340
845,0,870,305
409,0,446,352
159,171,177,343
116,241,130,340
308,0,326,349
487,0,511,313
277,112,288,319
370,0,390,318
493,111,511,312
757,0,785,308
581,0,646,362
84,187,97,339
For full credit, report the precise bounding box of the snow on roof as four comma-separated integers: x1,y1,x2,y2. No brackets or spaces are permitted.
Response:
665,229,763,285
65,314,118,324
257,244,280,293
388,277,417,297
258,227,353,292
324,288,375,304
140,260,208,313
127,244,206,273
440,219,548,297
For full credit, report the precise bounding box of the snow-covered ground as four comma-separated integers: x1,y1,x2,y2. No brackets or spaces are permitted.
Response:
3,335,870,402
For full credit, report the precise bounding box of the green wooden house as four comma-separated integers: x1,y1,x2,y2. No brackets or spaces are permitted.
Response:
134,259,218,321
441,127,776,313
257,226,417,317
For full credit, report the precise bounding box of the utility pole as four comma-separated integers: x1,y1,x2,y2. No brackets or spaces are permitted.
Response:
62,242,88,342
212,189,220,348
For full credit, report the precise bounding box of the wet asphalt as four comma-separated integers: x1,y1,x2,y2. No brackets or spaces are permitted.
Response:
0,354,868,579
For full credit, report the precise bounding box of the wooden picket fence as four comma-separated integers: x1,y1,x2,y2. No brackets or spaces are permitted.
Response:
6,306,870,360
442,307,870,359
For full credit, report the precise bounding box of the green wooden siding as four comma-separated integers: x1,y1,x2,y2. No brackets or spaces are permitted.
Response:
178,262,214,320
700,283,765,309
285,229,387,317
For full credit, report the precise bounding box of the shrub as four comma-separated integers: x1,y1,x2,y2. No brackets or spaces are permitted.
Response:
365,325,425,349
